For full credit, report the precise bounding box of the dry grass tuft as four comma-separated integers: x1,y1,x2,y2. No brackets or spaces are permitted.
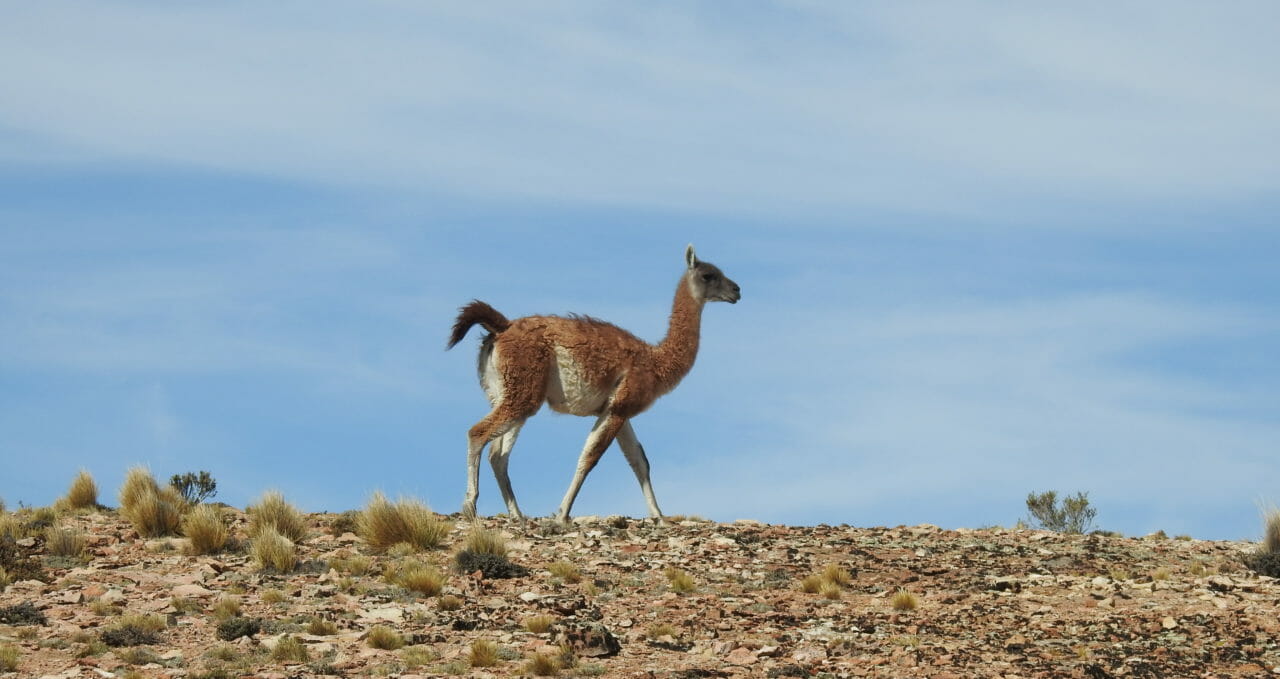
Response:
247,491,307,543
44,526,87,558
822,564,853,588
251,527,297,573
182,504,228,555
664,567,695,594
212,596,241,621
524,614,555,634
306,618,338,636
1151,567,1172,581
891,588,919,611
646,623,679,639
0,644,17,672
260,588,287,604
358,492,449,553
401,645,439,668
118,467,184,537
59,469,99,511
820,580,843,600
270,635,309,662
393,561,446,596
367,625,405,650
438,594,463,611
548,561,581,583
800,574,823,594
464,526,507,557
468,638,500,667
525,652,560,676
1264,507,1280,554
0,566,10,591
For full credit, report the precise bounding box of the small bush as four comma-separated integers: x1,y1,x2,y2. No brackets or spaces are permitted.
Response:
270,635,309,662
524,614,555,634
329,510,360,536
358,492,448,553
0,537,47,583
0,601,46,625
820,581,842,600
182,504,228,555
437,594,463,611
455,550,528,579
251,526,297,573
101,615,165,647
215,616,261,641
800,574,823,594
44,526,87,559
330,554,373,576
1024,490,1097,534
60,469,99,510
247,491,307,543
260,588,287,604
891,588,919,611
169,471,217,505
547,561,581,584
117,646,161,665
525,652,560,676
367,625,405,650
464,526,507,557
468,639,499,667
0,644,18,672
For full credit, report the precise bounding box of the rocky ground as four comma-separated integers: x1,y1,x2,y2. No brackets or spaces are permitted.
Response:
2,509,1278,678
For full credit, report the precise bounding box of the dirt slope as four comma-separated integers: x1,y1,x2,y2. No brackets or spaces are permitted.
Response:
2,510,1277,678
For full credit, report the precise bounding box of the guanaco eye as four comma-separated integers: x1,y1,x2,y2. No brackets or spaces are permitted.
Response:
701,273,717,282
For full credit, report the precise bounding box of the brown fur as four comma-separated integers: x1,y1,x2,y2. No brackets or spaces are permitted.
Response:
449,246,740,522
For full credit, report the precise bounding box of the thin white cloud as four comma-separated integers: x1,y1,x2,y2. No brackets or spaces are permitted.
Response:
2,3,1277,218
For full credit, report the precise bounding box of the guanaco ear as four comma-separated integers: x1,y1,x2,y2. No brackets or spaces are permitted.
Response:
685,244,698,269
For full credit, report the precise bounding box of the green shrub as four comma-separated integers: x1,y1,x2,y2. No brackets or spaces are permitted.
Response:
455,550,528,579
215,616,261,641
1024,490,1097,534
169,471,217,505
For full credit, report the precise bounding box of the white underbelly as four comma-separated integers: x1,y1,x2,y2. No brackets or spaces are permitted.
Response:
545,347,610,416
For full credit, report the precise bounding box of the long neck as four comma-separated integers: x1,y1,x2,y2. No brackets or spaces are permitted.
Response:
652,275,704,392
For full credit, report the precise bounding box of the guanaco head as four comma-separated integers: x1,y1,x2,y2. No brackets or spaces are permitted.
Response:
685,244,741,304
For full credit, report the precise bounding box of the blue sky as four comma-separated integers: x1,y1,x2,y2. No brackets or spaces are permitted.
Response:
2,3,1277,540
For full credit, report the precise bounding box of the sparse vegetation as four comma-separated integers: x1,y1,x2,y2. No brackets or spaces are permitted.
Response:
548,560,582,583
0,566,9,590
212,596,241,621
800,574,823,593
251,526,297,573
0,601,47,626
260,588,287,604
306,618,338,635
822,563,852,587
367,625,405,650
182,504,229,555
270,635,309,662
468,638,500,667
455,549,528,579
1151,567,1172,581
101,614,166,647
666,568,695,593
438,594,463,611
0,644,17,672
393,561,446,596
43,525,87,559
330,553,374,576
647,622,679,639
524,614,555,634
247,491,307,543
525,652,560,676
820,580,843,600
215,616,261,641
170,471,218,505
1243,507,1280,577
401,645,438,667
358,492,449,553
1024,490,1097,534
329,510,360,536
119,467,184,537
464,526,507,556
58,469,99,511
891,588,919,611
